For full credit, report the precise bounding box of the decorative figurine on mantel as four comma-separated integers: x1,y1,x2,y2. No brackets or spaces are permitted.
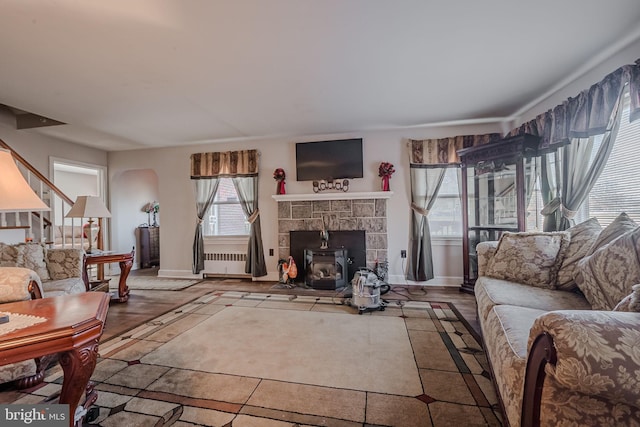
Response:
274,168,286,195
378,162,395,191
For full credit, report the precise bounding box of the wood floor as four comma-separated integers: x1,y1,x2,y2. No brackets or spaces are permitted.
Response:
103,268,480,342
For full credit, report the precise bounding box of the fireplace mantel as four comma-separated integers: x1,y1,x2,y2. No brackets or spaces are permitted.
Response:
272,191,393,202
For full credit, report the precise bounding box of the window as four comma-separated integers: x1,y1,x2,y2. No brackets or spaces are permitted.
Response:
582,93,640,226
429,167,462,237
203,178,250,237
526,92,640,229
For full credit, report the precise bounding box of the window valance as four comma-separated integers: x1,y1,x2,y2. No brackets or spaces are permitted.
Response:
509,59,640,150
408,133,501,165
190,149,259,178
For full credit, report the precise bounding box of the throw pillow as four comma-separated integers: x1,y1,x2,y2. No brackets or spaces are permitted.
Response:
586,212,638,256
613,284,640,312
15,243,51,281
484,231,570,289
576,227,640,310
0,243,18,267
556,218,602,291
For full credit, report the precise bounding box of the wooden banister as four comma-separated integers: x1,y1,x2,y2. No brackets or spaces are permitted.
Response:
0,138,74,206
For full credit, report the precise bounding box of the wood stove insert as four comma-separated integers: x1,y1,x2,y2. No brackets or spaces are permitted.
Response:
304,248,347,290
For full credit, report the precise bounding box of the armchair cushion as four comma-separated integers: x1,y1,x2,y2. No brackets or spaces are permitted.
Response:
0,243,19,267
484,231,570,289
42,277,86,297
46,248,83,280
15,243,50,281
0,360,37,385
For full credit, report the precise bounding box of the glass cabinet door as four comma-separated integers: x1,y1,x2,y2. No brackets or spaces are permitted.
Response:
458,134,541,293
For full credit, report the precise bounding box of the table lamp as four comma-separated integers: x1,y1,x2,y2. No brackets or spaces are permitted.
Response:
0,149,50,213
65,196,111,253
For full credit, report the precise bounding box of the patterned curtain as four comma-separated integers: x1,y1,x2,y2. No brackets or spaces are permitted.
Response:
508,59,639,230
190,150,267,277
506,59,640,150
407,134,500,281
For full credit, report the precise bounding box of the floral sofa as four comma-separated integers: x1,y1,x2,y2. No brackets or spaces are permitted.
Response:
0,243,87,389
0,242,86,296
475,213,640,427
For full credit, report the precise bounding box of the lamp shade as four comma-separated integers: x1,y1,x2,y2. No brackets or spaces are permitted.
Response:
65,195,112,219
0,149,50,212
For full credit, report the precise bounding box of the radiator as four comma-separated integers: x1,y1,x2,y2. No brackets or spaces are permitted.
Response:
203,252,249,277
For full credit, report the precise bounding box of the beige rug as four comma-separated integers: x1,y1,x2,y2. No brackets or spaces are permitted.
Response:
107,276,201,291
8,291,502,426
141,305,422,396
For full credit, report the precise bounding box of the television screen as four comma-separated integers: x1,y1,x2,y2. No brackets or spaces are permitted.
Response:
296,138,363,181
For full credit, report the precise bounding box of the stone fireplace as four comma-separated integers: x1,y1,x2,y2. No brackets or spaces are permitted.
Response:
275,192,390,281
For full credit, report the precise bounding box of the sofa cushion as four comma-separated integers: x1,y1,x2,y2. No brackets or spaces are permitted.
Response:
0,243,18,267
484,231,570,289
586,212,637,256
475,277,591,321
556,218,602,291
576,227,640,310
15,243,50,281
613,284,640,312
481,305,546,427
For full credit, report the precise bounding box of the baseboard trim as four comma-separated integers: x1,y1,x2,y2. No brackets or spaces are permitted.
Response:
157,269,201,279
388,274,461,287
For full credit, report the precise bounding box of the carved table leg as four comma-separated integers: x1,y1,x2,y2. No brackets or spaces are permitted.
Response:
116,258,133,302
58,340,100,427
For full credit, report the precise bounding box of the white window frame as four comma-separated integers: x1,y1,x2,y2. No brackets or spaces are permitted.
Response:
203,178,250,239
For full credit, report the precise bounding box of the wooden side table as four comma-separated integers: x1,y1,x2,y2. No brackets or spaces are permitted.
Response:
0,293,110,427
84,249,134,303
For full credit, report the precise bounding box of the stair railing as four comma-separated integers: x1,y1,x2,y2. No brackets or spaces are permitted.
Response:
0,138,89,249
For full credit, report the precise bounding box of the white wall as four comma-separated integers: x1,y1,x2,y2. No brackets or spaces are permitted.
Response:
512,39,640,128
0,109,108,243
0,111,108,179
108,123,501,283
110,169,159,269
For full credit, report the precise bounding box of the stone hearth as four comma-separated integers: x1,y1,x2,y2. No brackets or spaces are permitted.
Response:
276,195,388,269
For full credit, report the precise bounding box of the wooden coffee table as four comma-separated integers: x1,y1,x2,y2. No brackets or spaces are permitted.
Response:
0,292,110,427
84,249,135,302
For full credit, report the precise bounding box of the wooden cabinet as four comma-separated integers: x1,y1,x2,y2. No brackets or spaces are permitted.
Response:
138,226,160,268
457,134,540,293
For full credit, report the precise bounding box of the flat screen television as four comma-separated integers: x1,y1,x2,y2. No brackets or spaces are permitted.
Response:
295,138,363,181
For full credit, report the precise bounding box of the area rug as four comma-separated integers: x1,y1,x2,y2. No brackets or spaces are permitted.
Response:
11,291,503,427
106,275,201,291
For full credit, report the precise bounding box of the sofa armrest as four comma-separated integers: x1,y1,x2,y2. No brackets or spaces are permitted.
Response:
476,241,499,277
523,310,640,426
0,267,44,302
45,248,84,280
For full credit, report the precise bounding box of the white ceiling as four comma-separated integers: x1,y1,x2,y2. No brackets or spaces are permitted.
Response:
1,0,639,151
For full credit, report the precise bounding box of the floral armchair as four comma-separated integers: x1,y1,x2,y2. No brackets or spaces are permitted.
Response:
0,267,53,389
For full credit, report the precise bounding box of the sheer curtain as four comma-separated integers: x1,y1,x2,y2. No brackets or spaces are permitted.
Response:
407,134,499,281
508,61,639,231
190,150,266,277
